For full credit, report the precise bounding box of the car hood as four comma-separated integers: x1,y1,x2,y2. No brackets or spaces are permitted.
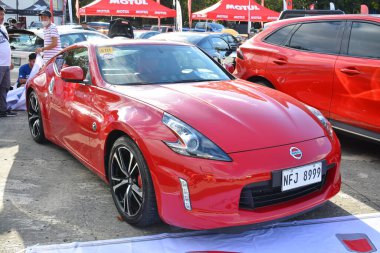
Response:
114,79,325,153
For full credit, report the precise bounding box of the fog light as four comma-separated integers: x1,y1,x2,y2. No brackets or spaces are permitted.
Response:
179,178,192,211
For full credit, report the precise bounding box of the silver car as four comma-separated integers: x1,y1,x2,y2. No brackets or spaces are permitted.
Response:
9,27,109,83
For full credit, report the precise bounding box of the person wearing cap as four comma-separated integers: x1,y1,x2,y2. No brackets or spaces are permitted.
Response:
0,6,16,117
35,10,62,63
17,53,36,87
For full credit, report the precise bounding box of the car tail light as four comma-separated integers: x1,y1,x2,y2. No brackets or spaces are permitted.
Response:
237,48,244,60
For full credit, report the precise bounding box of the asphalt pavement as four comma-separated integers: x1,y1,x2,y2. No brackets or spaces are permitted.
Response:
0,112,379,252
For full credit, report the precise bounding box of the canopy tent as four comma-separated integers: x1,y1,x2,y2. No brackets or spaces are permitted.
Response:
79,0,176,18
2,0,63,16
0,0,17,14
192,0,279,22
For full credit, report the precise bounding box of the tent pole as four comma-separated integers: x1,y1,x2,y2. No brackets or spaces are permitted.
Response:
247,0,251,35
68,0,73,24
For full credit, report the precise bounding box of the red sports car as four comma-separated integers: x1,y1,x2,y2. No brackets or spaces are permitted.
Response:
26,40,341,230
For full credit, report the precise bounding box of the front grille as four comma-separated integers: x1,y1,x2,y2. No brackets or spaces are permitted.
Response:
239,161,334,210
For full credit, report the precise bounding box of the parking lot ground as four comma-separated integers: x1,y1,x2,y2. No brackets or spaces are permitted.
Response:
1,112,379,252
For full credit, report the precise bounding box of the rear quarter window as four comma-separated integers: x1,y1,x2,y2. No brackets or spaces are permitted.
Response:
264,25,295,45
348,22,380,59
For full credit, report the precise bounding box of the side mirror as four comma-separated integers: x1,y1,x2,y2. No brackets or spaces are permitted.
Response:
61,66,85,83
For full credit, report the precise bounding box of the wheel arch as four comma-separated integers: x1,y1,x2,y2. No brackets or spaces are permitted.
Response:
247,76,275,89
103,129,129,182
103,129,163,223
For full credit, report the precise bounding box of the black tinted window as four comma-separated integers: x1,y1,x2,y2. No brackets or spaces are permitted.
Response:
264,25,295,45
288,22,343,54
348,22,380,59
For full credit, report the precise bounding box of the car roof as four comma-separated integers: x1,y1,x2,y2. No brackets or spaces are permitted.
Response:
266,14,380,29
84,39,193,48
153,32,222,39
32,27,108,38
134,30,156,33
278,9,345,20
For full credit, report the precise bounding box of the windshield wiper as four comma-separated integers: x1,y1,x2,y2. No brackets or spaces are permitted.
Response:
172,79,222,83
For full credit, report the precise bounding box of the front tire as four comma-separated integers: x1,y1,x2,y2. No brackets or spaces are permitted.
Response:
27,91,46,143
108,136,160,227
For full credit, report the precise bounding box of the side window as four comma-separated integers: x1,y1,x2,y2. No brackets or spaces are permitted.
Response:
288,21,343,54
198,39,213,50
264,25,295,45
62,48,89,79
61,33,85,48
348,22,380,59
211,38,229,50
83,32,107,41
54,54,65,73
196,23,205,29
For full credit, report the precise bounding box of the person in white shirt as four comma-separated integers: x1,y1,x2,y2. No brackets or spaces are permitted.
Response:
35,10,62,64
0,6,16,117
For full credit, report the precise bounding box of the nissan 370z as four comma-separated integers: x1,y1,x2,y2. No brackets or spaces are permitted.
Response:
26,40,341,230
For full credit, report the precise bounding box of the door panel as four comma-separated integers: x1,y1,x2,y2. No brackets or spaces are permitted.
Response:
48,48,94,163
330,21,380,133
265,21,344,116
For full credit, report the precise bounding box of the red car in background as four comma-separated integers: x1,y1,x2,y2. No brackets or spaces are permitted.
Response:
234,15,380,142
26,40,341,230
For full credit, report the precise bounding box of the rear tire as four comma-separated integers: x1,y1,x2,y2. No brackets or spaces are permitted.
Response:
27,91,46,143
108,136,160,227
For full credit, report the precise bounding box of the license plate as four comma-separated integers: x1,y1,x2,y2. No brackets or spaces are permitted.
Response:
281,162,322,191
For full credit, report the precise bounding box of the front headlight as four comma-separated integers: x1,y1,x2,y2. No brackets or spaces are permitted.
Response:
306,105,334,138
162,112,232,162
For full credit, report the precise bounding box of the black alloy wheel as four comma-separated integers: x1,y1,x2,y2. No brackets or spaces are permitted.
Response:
108,136,160,226
27,91,46,143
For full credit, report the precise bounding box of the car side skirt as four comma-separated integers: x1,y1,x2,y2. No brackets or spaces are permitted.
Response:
330,119,380,142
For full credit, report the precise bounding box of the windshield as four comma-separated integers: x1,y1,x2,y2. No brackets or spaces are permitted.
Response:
9,32,43,51
96,44,231,85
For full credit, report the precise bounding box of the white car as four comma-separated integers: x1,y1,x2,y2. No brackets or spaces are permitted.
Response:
9,27,109,83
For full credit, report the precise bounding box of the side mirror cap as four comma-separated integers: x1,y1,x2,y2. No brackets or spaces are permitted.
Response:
61,66,85,83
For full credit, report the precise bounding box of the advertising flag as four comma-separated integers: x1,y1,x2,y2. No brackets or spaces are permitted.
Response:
75,0,80,21
310,3,315,10
176,0,182,32
283,0,292,10
361,4,369,14
49,0,54,21
188,0,192,28
330,2,335,10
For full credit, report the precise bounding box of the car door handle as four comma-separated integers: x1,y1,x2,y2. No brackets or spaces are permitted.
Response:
273,59,287,65
340,68,361,75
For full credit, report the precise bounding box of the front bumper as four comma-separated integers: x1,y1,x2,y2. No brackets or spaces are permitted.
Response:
143,135,341,230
